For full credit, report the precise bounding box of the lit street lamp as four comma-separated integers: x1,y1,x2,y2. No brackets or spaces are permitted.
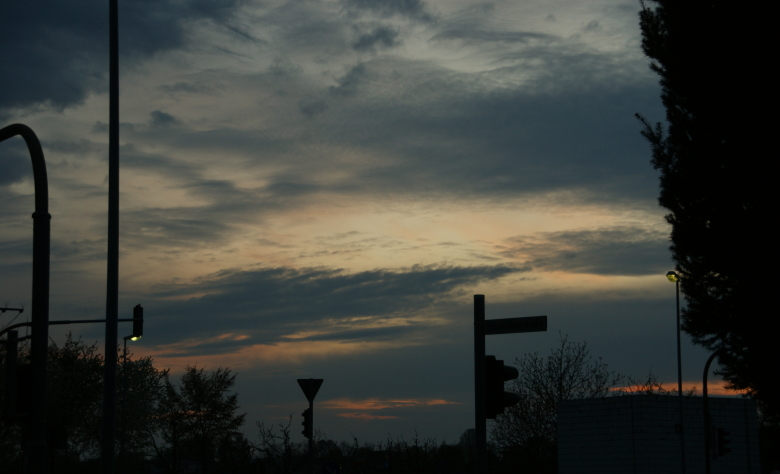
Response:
666,270,686,473
120,305,143,473
120,334,134,472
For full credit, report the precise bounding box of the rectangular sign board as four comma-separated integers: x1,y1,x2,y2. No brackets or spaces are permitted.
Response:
485,315,547,335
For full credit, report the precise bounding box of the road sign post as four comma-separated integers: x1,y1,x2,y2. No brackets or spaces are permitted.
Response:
298,378,323,474
474,295,547,474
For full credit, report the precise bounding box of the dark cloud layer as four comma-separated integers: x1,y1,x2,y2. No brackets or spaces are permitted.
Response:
501,226,671,276
430,29,555,44
107,65,662,215
143,263,526,352
352,26,402,52
0,0,243,115
342,0,434,23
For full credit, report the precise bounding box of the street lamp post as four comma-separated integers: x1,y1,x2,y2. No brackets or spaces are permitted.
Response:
120,335,133,473
1,124,51,474
666,270,686,474
120,311,142,474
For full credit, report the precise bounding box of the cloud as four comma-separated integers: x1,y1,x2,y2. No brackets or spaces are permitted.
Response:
107,57,661,212
142,263,525,353
322,397,459,420
429,29,554,45
352,25,401,52
583,19,601,33
342,0,434,23
149,110,182,129
499,226,671,276
0,0,244,114
323,398,459,410
283,325,420,343
298,100,329,118
329,63,368,97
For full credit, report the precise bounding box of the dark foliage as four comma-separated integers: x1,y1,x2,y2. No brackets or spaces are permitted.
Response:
490,336,625,474
636,0,776,419
153,365,247,474
1,335,247,474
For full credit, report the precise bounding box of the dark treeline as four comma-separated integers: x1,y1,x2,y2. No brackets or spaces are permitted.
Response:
0,334,615,473
3,334,776,473
0,333,530,473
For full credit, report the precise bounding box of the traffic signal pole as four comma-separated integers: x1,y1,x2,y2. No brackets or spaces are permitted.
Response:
474,295,547,474
474,295,487,473
308,400,314,471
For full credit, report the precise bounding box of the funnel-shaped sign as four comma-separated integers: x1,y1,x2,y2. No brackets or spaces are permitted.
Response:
297,378,323,403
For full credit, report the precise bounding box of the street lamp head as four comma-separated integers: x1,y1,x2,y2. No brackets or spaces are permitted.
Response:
666,271,679,283
130,336,141,341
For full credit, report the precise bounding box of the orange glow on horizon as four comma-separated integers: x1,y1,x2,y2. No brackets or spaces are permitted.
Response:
319,397,459,422
613,380,747,397
321,398,459,411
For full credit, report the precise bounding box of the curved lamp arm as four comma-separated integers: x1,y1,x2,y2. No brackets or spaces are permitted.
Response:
0,122,50,473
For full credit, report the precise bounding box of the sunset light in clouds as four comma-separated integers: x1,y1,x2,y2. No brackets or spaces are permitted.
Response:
322,398,460,421
1,0,741,443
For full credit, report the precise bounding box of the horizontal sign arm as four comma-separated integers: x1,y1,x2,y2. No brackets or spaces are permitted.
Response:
485,315,547,335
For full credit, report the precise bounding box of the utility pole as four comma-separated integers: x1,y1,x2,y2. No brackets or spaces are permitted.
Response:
102,0,120,471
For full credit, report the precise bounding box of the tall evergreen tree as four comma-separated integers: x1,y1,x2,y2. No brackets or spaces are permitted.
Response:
637,0,775,417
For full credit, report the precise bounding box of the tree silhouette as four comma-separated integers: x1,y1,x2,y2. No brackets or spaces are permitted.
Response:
636,0,776,419
155,365,246,473
490,336,624,473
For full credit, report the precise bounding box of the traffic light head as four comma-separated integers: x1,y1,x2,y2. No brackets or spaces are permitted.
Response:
132,304,143,340
301,408,313,439
485,355,520,419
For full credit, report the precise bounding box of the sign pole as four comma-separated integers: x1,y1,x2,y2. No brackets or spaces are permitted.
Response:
474,295,486,474
298,378,323,474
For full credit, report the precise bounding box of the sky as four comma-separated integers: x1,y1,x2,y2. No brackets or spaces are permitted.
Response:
0,0,735,445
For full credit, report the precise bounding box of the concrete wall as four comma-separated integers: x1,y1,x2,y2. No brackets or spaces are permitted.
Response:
558,395,760,474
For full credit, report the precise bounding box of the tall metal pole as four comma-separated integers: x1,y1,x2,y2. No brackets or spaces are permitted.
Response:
676,279,687,474
0,124,51,474
474,295,486,474
102,0,120,471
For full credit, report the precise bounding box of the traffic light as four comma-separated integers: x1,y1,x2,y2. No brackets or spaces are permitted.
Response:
302,408,313,439
717,428,732,457
485,355,520,419
132,304,143,340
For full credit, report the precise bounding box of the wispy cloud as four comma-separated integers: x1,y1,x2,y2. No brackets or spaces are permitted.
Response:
499,226,671,276
141,263,525,352
323,397,460,420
